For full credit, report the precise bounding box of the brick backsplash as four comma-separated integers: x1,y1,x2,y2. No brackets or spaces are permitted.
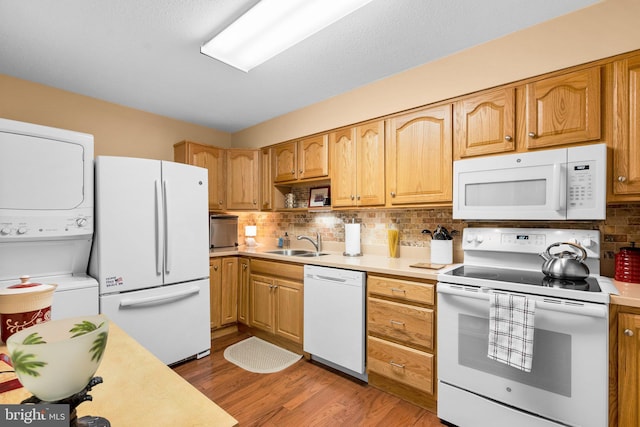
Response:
234,203,640,277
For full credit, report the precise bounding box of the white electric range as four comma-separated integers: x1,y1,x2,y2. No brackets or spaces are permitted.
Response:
437,227,617,427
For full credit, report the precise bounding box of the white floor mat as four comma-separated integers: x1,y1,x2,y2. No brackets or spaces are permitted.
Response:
223,336,302,374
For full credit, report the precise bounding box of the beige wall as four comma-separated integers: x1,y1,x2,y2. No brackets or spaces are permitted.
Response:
232,0,640,148
0,74,231,160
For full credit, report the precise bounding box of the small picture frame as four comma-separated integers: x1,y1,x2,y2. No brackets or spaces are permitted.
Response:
309,186,330,208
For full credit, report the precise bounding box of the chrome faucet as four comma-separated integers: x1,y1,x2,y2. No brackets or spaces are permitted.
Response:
297,232,322,252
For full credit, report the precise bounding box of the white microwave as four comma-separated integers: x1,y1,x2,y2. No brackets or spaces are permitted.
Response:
453,143,606,220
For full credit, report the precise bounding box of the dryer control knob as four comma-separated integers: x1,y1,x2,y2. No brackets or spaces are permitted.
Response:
0,228,10,236
76,217,87,227
17,227,27,235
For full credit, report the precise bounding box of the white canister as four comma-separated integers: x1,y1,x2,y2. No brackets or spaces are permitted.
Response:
431,240,453,265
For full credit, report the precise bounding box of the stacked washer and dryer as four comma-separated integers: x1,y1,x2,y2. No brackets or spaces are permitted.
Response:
0,118,99,319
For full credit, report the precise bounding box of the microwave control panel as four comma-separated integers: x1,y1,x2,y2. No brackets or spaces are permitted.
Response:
568,160,595,209
566,143,606,219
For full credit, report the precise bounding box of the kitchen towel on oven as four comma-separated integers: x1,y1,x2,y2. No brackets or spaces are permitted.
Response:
487,291,536,372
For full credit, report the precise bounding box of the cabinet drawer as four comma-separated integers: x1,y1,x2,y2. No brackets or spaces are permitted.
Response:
368,297,434,350
250,259,304,281
368,275,434,305
367,336,434,394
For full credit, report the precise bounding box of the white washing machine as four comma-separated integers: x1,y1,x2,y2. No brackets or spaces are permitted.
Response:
0,118,98,318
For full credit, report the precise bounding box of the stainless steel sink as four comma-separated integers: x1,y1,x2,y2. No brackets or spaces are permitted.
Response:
265,249,314,256
265,249,329,257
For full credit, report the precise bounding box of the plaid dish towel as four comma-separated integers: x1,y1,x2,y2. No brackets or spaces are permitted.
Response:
488,292,536,372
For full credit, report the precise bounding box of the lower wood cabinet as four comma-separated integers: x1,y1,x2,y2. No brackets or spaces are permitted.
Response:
249,259,304,349
209,257,238,330
237,257,250,326
611,304,640,427
367,274,437,412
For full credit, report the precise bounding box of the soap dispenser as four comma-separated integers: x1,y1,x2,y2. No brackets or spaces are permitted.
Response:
283,232,290,249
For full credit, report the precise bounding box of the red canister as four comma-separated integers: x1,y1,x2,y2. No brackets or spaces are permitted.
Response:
615,243,640,283
0,276,56,343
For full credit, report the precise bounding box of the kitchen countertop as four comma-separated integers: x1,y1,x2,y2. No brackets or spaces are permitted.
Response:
0,322,238,427
213,246,640,307
611,279,640,308
211,245,456,281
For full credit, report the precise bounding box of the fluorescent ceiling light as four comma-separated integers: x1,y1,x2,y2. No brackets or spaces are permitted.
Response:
201,0,374,72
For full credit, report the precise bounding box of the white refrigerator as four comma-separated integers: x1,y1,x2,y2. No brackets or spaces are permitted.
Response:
90,156,211,365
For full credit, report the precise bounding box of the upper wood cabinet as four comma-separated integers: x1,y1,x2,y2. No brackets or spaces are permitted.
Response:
386,104,453,205
612,54,640,199
226,149,259,210
524,67,601,149
454,87,515,158
273,134,329,183
260,148,273,210
330,121,385,207
174,140,225,211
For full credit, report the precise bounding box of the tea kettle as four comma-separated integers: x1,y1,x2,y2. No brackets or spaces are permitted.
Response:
539,242,590,280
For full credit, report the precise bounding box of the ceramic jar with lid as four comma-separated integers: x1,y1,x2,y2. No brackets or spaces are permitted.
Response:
0,275,56,342
615,243,640,283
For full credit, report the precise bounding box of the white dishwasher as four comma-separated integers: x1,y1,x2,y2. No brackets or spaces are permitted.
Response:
303,265,367,381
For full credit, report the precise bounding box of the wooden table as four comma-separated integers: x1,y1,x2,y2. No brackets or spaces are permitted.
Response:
1,322,238,427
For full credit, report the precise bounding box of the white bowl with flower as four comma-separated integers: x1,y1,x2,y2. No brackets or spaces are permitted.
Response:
6,314,109,402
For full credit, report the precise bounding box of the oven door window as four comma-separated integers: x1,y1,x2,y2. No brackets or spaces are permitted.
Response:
0,133,85,210
458,314,571,396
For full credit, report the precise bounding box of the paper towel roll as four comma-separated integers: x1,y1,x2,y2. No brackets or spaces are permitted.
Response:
344,223,362,256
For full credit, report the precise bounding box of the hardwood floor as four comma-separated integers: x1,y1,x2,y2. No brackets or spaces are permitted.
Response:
172,331,446,426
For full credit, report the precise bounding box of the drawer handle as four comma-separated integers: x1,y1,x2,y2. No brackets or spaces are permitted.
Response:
390,288,406,294
389,361,405,369
390,320,405,326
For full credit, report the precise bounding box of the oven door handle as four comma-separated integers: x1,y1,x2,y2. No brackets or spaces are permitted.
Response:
437,284,607,318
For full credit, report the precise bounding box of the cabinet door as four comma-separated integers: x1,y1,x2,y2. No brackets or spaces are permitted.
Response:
613,54,640,197
274,278,303,344
273,142,297,183
260,148,273,210
226,149,259,210
175,142,225,211
454,88,515,158
618,313,640,426
237,258,250,325
209,258,221,329
330,127,357,207
250,274,274,332
387,104,453,205
220,257,238,325
357,121,386,206
298,134,329,180
525,67,601,149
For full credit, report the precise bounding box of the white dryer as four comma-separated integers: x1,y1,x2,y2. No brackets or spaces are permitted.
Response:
0,118,98,319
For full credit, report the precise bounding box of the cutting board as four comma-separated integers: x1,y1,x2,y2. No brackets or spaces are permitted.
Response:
409,262,446,270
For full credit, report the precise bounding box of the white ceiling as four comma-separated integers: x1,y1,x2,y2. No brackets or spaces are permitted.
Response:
0,0,598,133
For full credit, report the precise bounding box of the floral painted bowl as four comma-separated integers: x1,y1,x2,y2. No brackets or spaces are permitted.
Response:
6,315,109,402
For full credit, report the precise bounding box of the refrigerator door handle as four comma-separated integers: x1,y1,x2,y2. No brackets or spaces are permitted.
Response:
155,179,162,275
163,179,171,274
119,286,201,307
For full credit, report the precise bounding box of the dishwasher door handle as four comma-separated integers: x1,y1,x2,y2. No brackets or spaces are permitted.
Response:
310,274,347,283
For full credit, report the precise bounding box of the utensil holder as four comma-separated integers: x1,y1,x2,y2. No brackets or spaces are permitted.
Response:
431,240,452,265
